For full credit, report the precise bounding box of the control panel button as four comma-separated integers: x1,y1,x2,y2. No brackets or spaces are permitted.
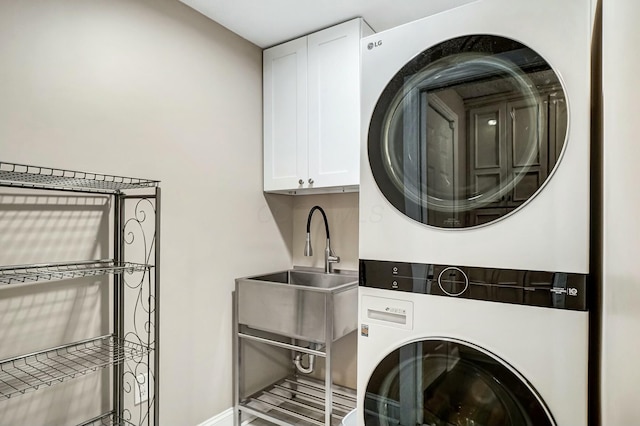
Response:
437,266,469,297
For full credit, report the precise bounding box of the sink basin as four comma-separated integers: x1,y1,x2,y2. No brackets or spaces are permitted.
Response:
248,269,357,290
235,269,358,343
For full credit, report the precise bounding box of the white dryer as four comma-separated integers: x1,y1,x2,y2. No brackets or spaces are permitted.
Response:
356,280,589,425
359,0,594,273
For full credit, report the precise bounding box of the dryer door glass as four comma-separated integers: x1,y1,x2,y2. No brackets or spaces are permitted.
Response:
368,35,568,228
364,339,555,426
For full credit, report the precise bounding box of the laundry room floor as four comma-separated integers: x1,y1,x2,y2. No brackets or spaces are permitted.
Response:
246,419,273,425
247,415,314,426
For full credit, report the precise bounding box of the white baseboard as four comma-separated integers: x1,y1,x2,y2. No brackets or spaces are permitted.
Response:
197,407,255,426
197,408,233,426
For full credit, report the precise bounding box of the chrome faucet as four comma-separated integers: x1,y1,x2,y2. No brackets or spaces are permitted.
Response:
304,205,340,273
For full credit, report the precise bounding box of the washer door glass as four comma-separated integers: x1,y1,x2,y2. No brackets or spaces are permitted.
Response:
368,35,568,228
364,339,555,426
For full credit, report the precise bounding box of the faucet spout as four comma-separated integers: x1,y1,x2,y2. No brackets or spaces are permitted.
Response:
304,206,340,273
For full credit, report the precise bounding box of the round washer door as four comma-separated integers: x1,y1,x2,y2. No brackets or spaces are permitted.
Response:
368,35,568,228
364,339,555,426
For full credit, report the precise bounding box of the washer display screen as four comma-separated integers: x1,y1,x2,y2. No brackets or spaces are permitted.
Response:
368,35,568,228
364,339,555,426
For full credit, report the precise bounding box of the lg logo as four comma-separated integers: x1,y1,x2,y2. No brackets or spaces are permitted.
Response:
367,40,383,50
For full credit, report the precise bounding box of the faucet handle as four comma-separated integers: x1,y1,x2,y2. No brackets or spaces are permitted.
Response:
327,253,340,274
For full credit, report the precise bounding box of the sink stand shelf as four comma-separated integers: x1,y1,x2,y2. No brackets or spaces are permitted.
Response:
234,325,356,426
240,375,356,426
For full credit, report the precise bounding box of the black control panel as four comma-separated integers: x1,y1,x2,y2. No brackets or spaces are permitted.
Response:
359,259,588,311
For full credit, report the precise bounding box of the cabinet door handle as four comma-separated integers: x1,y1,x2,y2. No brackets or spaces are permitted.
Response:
308,178,314,184
298,179,304,185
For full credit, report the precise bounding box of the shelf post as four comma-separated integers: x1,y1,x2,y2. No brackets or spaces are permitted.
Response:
154,186,161,426
113,192,124,419
325,293,334,426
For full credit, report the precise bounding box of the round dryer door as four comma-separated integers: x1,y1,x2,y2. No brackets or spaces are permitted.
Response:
368,35,568,228
364,339,555,426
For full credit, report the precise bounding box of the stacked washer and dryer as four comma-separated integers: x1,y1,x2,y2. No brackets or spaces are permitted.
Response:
358,0,594,425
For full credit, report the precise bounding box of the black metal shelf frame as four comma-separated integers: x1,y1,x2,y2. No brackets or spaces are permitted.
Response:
0,161,160,426
0,161,159,194
79,412,136,426
0,335,151,400
0,260,151,285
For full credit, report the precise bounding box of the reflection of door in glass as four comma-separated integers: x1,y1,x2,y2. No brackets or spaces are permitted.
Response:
424,94,459,227
398,343,424,426
469,103,506,204
467,95,549,225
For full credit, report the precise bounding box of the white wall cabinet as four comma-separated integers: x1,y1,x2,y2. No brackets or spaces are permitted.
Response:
263,18,373,194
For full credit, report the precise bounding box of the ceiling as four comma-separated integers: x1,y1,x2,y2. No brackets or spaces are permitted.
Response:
178,0,478,48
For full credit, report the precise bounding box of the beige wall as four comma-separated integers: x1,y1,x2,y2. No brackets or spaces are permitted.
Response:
292,193,360,389
292,193,359,272
0,0,293,425
602,0,640,424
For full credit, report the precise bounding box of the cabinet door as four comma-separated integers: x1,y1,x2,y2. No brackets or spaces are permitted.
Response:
263,37,308,191
306,19,361,188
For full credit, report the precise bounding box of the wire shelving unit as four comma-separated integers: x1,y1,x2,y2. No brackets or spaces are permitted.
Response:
0,162,159,194
0,161,160,426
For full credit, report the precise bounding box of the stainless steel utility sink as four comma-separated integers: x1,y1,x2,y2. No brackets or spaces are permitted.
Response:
249,270,356,289
235,269,358,343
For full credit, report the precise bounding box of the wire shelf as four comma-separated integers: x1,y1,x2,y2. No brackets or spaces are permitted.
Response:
79,412,136,426
240,376,356,426
0,260,151,286
0,162,159,194
0,335,152,400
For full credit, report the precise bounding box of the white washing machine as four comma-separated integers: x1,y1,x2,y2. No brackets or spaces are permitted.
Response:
356,282,589,425
359,0,595,273
357,1,594,424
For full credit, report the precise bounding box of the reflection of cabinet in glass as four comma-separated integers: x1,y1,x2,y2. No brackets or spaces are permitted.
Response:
0,162,160,426
467,90,567,225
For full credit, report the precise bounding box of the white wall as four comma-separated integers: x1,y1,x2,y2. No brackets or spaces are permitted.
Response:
602,0,640,424
0,0,293,425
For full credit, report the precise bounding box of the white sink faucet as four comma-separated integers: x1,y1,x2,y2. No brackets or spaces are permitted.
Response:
304,205,340,273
